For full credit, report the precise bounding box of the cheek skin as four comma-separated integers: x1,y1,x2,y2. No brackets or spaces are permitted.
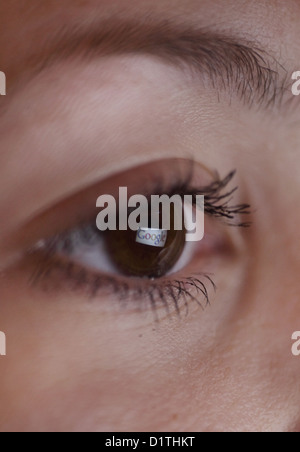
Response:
0,295,296,432
0,225,298,434
0,257,238,432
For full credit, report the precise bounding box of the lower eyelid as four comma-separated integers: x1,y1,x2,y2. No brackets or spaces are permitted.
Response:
25,208,235,317
28,250,216,318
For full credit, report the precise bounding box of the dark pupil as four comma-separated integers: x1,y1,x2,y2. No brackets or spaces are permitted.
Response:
104,207,186,279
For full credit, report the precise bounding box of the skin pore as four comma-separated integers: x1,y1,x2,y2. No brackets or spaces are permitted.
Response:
0,0,300,432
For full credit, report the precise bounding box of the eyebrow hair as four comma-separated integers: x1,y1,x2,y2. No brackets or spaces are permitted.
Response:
30,18,288,110
6,18,290,112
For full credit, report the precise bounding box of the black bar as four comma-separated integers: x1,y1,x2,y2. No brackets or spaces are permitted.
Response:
101,434,203,449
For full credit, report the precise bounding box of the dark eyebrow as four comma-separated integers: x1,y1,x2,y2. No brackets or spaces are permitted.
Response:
11,19,291,109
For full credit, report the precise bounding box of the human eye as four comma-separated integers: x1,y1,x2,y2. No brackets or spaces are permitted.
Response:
26,158,250,319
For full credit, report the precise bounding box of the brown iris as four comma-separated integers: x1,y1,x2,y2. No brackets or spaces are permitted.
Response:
104,209,186,279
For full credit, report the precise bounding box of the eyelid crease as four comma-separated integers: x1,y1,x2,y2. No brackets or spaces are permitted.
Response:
31,167,251,258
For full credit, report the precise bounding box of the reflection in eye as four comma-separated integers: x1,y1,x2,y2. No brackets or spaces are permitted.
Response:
106,225,186,278
29,165,251,317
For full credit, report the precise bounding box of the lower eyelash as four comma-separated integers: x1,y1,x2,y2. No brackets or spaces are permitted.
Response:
29,253,216,319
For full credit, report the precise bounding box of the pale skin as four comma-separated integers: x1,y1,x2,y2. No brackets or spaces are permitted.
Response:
0,0,300,432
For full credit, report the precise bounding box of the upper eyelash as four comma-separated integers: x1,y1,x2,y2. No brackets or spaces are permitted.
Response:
165,169,251,227
35,168,250,256
197,171,251,226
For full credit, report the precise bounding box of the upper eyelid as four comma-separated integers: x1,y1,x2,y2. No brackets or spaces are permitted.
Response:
38,169,251,256
6,161,249,267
